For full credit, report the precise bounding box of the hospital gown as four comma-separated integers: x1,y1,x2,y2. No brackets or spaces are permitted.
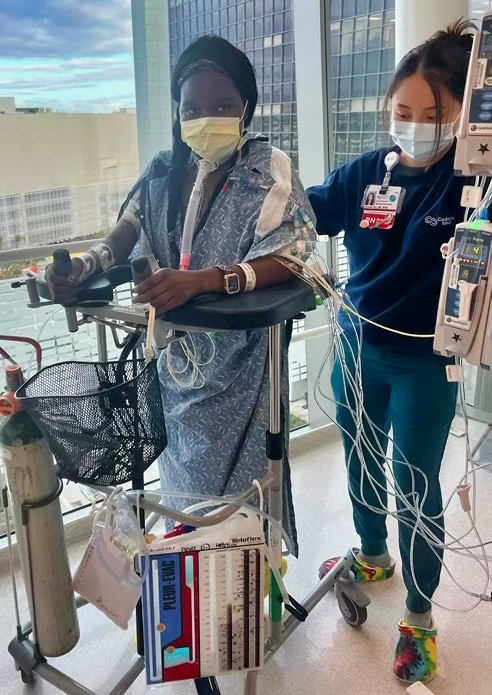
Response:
120,136,317,554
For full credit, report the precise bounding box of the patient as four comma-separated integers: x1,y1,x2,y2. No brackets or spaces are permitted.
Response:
46,35,316,551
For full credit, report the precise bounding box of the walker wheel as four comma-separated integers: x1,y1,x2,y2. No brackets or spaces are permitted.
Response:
338,592,367,628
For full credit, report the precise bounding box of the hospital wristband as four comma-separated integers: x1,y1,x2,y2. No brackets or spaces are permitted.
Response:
90,242,116,271
238,262,256,292
78,252,97,279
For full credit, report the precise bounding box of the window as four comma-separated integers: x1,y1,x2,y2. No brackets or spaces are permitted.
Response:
343,0,357,17
366,49,381,73
1,0,401,525
330,0,395,302
341,32,354,53
365,74,380,96
355,15,368,30
351,75,364,98
354,30,367,52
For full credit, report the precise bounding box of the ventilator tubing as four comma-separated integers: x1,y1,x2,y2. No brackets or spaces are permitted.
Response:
180,159,215,270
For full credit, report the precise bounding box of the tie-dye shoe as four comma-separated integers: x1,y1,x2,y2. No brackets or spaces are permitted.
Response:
393,621,438,683
318,547,396,583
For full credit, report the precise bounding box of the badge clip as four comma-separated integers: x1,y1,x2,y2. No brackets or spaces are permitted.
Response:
380,151,400,194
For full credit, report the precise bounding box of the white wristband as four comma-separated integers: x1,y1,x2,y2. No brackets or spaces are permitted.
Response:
91,243,115,271
238,262,256,292
79,252,97,279
121,196,141,231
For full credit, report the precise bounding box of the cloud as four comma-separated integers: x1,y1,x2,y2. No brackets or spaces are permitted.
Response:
0,1,136,111
0,57,136,112
0,63,133,92
0,0,133,59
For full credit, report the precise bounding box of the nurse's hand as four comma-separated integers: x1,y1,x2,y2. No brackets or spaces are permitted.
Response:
133,268,216,315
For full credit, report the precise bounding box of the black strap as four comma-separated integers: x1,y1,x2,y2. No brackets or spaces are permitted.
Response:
285,594,309,622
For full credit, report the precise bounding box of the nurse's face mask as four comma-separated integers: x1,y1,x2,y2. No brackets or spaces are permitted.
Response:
389,74,461,163
389,119,457,161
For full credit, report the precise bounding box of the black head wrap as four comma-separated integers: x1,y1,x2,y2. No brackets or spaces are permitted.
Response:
171,35,258,126
166,35,258,233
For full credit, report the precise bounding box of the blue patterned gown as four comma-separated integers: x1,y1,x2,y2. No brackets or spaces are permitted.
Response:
120,136,316,554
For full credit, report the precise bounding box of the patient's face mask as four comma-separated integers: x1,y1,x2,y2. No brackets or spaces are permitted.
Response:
181,104,247,164
389,119,457,162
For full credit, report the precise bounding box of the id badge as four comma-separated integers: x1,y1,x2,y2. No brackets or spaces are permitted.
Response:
360,184,405,230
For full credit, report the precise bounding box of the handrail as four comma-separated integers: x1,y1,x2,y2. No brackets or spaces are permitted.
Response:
0,335,42,371
0,239,95,264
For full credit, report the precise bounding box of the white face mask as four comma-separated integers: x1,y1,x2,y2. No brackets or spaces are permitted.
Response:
389,120,456,162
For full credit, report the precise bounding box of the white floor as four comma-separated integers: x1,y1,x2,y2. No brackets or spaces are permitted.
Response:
1,419,492,695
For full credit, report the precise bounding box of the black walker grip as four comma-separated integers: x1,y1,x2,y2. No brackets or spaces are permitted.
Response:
52,249,72,277
131,256,153,285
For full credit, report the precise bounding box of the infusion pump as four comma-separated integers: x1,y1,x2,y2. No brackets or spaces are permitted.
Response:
455,11,492,176
434,221,492,367
434,11,492,366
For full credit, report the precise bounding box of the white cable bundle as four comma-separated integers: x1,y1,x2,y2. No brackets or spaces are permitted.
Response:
275,250,492,612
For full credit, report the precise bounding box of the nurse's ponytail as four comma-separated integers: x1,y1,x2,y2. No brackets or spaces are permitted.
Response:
383,18,476,141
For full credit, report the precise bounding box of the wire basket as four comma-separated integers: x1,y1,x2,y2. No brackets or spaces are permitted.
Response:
16,359,167,486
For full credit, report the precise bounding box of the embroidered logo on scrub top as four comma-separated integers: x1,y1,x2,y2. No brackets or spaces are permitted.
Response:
424,215,455,227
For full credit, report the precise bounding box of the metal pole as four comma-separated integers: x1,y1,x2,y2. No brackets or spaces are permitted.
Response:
35,662,96,695
244,669,259,695
265,558,354,662
268,324,282,435
267,324,283,646
105,656,145,695
96,322,108,362
3,489,21,632
21,512,39,649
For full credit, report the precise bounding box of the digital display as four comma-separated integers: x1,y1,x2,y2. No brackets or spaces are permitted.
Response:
457,238,490,264
459,266,474,282
461,243,485,260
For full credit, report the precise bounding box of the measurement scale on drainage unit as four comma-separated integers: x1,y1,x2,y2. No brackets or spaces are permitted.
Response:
198,547,262,677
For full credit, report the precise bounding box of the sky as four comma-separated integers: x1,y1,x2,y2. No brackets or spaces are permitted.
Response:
0,0,136,113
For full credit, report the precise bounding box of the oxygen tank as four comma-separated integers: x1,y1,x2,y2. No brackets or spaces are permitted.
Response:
0,364,80,657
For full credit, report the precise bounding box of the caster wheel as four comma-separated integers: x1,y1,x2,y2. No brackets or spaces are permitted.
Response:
338,592,367,627
20,669,35,685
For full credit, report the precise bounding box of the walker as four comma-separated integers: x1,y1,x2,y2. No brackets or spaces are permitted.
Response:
2,253,370,694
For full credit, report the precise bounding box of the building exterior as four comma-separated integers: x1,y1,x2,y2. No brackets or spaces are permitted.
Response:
131,0,173,170
0,103,138,250
330,0,396,170
328,0,395,280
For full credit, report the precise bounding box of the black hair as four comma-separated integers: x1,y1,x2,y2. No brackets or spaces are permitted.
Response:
384,19,476,148
167,35,258,233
